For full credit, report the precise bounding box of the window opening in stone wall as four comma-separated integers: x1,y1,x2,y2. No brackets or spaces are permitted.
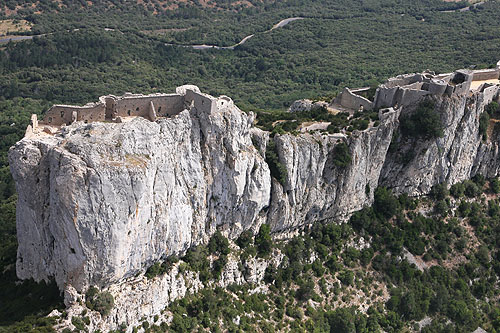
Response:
136,107,139,112
60,111,65,118
128,110,131,116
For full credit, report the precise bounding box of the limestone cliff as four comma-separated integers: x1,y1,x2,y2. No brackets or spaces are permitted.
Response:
8,67,500,331
10,100,271,292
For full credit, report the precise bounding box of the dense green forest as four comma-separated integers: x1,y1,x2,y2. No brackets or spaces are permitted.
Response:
1,0,500,331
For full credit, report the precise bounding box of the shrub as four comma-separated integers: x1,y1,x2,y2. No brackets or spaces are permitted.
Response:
86,287,114,316
490,177,500,193
486,101,500,118
479,112,490,141
434,200,449,217
400,100,443,139
208,231,230,255
374,187,400,219
145,255,179,279
338,270,354,286
71,316,86,330
450,182,465,198
332,142,351,168
265,138,288,186
464,181,480,197
255,224,272,257
429,183,448,200
183,245,210,279
236,230,253,248
296,277,315,301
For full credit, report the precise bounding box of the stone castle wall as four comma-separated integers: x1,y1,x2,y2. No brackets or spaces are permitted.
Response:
37,86,214,128
472,68,500,82
333,87,373,111
44,104,106,126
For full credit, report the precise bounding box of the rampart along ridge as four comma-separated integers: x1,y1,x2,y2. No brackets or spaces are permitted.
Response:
332,61,500,112
24,84,233,137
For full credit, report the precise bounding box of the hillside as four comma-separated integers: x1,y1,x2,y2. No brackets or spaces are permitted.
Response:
1,0,500,331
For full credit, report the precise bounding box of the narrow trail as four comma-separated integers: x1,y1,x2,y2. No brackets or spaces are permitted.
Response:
164,17,305,50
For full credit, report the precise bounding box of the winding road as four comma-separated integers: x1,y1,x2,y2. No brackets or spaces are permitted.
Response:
0,35,35,43
167,17,304,50
440,1,485,13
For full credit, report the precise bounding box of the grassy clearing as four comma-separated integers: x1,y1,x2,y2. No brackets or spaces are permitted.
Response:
0,19,31,36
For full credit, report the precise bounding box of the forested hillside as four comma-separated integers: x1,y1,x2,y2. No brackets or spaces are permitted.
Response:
1,0,500,331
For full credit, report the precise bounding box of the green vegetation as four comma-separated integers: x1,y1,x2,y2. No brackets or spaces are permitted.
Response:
1,0,500,330
332,141,351,169
145,255,179,279
126,177,500,332
265,138,288,186
400,100,443,139
486,101,500,118
479,111,490,141
85,287,114,316
255,224,272,258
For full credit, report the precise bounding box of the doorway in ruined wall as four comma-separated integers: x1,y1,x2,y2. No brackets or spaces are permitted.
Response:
105,98,116,120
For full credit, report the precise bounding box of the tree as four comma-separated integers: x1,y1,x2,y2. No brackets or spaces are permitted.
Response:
450,182,465,198
255,224,272,257
490,178,500,194
400,100,443,139
332,142,351,168
374,187,400,219
208,231,230,255
430,183,448,200
479,112,490,141
296,277,315,301
86,287,114,316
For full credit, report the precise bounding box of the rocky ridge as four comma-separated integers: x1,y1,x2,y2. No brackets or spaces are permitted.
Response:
8,69,500,331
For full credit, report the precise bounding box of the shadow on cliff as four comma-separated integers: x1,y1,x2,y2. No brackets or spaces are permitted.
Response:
0,196,63,328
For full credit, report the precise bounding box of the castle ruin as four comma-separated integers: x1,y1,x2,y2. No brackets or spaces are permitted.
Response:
25,85,234,137
332,60,500,112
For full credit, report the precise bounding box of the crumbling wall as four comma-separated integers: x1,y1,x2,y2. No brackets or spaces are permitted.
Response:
472,69,500,82
481,85,500,105
113,95,184,119
428,80,448,95
78,105,106,123
374,87,399,109
334,87,373,110
383,74,424,89
185,89,217,114
43,104,105,126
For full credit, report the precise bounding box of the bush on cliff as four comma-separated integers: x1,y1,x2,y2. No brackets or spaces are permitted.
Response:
86,287,114,316
479,111,490,141
400,100,443,140
332,142,351,168
265,139,288,187
374,187,400,219
255,224,272,257
208,231,230,256
236,230,254,249
486,101,500,118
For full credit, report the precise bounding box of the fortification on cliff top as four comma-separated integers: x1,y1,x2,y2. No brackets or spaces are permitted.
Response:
24,61,500,138
332,60,500,112
25,84,235,137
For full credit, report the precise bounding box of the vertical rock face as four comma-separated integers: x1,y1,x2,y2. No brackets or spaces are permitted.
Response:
8,82,500,298
267,108,399,232
379,89,500,194
9,104,271,291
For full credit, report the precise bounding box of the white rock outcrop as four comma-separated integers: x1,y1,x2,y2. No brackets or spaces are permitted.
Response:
10,101,271,292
